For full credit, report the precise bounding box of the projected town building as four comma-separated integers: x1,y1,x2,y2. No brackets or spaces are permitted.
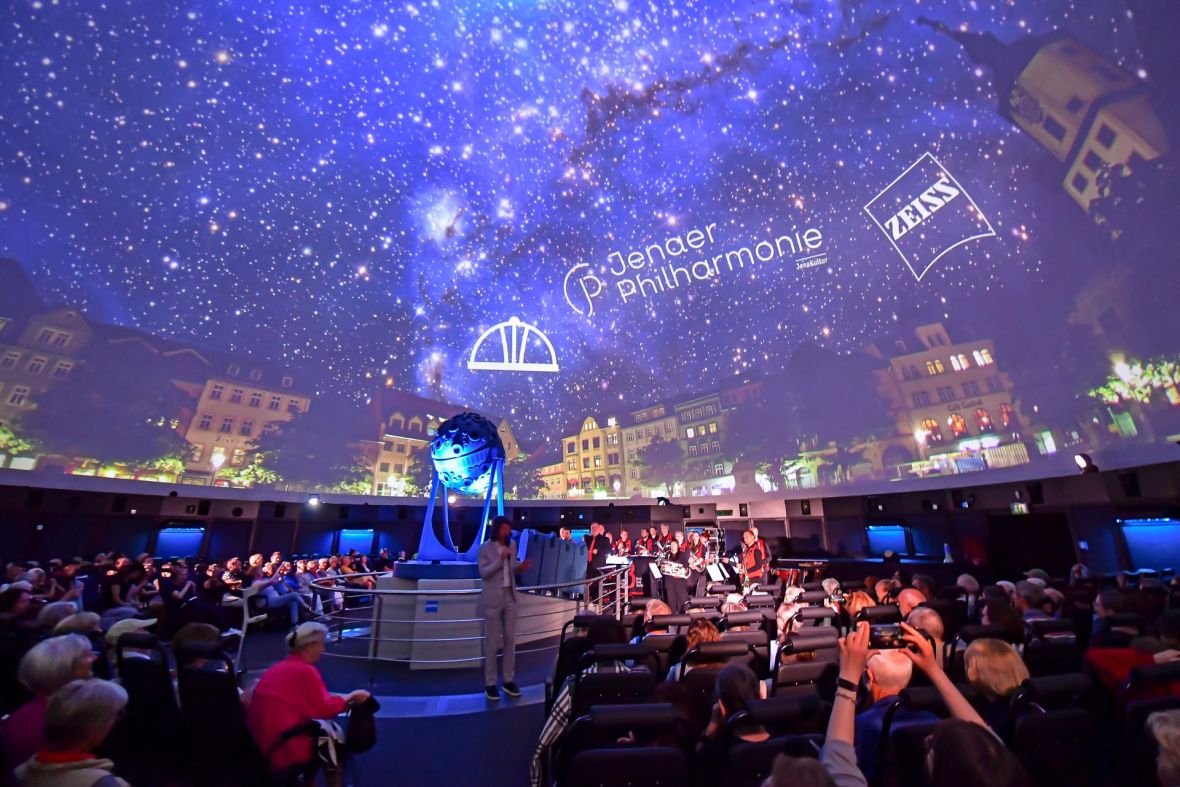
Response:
926,21,1170,215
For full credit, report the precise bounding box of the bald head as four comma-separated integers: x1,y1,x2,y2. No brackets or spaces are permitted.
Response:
906,606,944,641
897,588,926,617
867,650,914,699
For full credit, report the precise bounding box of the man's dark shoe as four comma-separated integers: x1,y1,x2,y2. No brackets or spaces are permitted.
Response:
485,685,500,701
503,681,522,698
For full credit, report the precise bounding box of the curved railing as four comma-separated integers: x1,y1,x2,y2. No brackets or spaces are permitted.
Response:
297,565,633,668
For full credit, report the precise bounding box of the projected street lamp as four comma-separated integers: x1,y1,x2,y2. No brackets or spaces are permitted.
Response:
209,452,225,486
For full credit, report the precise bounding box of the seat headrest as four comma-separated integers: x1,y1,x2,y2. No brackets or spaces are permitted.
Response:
586,702,677,728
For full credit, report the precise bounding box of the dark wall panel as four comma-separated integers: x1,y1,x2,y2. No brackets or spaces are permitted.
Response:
207,519,253,561
827,517,865,557
252,519,295,556
1069,506,1121,574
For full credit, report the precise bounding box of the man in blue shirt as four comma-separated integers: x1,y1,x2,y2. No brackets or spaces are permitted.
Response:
854,649,938,783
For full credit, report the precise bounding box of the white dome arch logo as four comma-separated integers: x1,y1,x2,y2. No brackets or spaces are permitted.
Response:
467,316,560,373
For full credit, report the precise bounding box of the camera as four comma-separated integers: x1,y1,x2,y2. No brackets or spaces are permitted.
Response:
869,624,906,649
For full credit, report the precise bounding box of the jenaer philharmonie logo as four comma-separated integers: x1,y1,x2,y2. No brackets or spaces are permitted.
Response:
863,152,996,282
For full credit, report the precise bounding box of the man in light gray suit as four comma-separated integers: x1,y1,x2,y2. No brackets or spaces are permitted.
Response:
478,515,531,701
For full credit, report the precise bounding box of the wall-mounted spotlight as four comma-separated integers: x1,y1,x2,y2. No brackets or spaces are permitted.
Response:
1074,454,1100,474
656,496,672,506
307,494,321,506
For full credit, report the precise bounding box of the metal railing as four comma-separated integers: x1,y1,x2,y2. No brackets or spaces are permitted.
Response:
272,565,634,670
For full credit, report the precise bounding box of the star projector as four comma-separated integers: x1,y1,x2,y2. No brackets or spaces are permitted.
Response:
430,412,505,496
413,411,508,564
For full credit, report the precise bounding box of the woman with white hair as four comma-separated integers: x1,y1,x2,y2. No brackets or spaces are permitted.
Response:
36,600,81,630
2,636,100,778
247,622,371,786
776,586,807,644
14,678,128,786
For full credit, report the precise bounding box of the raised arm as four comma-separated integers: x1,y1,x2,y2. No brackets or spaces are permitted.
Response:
899,622,988,728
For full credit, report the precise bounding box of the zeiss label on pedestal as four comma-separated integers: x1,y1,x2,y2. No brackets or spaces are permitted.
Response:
864,152,996,282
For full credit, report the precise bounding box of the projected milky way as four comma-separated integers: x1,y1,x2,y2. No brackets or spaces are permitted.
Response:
0,0,1156,442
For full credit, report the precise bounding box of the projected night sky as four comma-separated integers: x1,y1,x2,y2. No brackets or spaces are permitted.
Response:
0,0,1176,477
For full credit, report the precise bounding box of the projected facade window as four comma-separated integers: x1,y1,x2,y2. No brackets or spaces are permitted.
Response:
1000,403,1016,429
975,408,994,433
921,419,944,443
949,414,968,438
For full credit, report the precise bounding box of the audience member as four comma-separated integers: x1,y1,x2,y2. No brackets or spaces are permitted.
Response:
980,599,1025,642
844,590,876,620
853,648,935,782
53,611,101,636
1149,709,1180,787
1091,588,1138,646
248,622,370,786
1013,581,1051,622
14,679,130,787
912,574,937,600
898,623,1035,787
963,638,1029,731
1,635,96,771
776,586,807,643
906,606,946,667
34,601,79,630
697,664,769,782
763,621,875,787
896,587,925,617
667,618,721,680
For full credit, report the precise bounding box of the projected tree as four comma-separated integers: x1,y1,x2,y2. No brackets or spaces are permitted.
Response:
19,343,192,466
782,345,893,482
403,450,435,496
244,396,369,491
636,435,685,494
503,457,545,499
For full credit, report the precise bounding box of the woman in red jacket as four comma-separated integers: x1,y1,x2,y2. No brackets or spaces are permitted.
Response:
248,622,370,786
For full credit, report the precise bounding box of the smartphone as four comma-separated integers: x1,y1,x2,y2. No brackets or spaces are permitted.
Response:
869,624,906,649
829,592,846,604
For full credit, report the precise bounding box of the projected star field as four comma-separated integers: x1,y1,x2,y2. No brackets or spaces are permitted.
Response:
0,0,1155,442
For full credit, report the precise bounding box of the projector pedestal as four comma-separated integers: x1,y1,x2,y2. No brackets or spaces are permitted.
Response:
368,561,579,671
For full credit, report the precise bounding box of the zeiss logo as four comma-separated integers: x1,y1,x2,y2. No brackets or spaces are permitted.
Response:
864,153,996,282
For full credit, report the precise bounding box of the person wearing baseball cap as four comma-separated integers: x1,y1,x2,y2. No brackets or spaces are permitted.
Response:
104,618,157,659
1023,568,1050,583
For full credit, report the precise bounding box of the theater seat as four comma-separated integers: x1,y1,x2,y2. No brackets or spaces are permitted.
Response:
856,605,902,625
571,670,657,719
639,634,687,680
1011,708,1102,787
556,703,693,785
722,734,823,787
744,694,831,736
176,641,267,786
99,632,181,785
565,746,689,787
771,661,838,700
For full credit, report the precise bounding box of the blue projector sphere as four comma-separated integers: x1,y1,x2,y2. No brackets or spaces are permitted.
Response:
430,412,505,496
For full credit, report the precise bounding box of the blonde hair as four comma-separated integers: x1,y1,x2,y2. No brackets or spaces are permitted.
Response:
1149,709,1180,786
844,590,877,619
644,599,672,620
965,638,1029,699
